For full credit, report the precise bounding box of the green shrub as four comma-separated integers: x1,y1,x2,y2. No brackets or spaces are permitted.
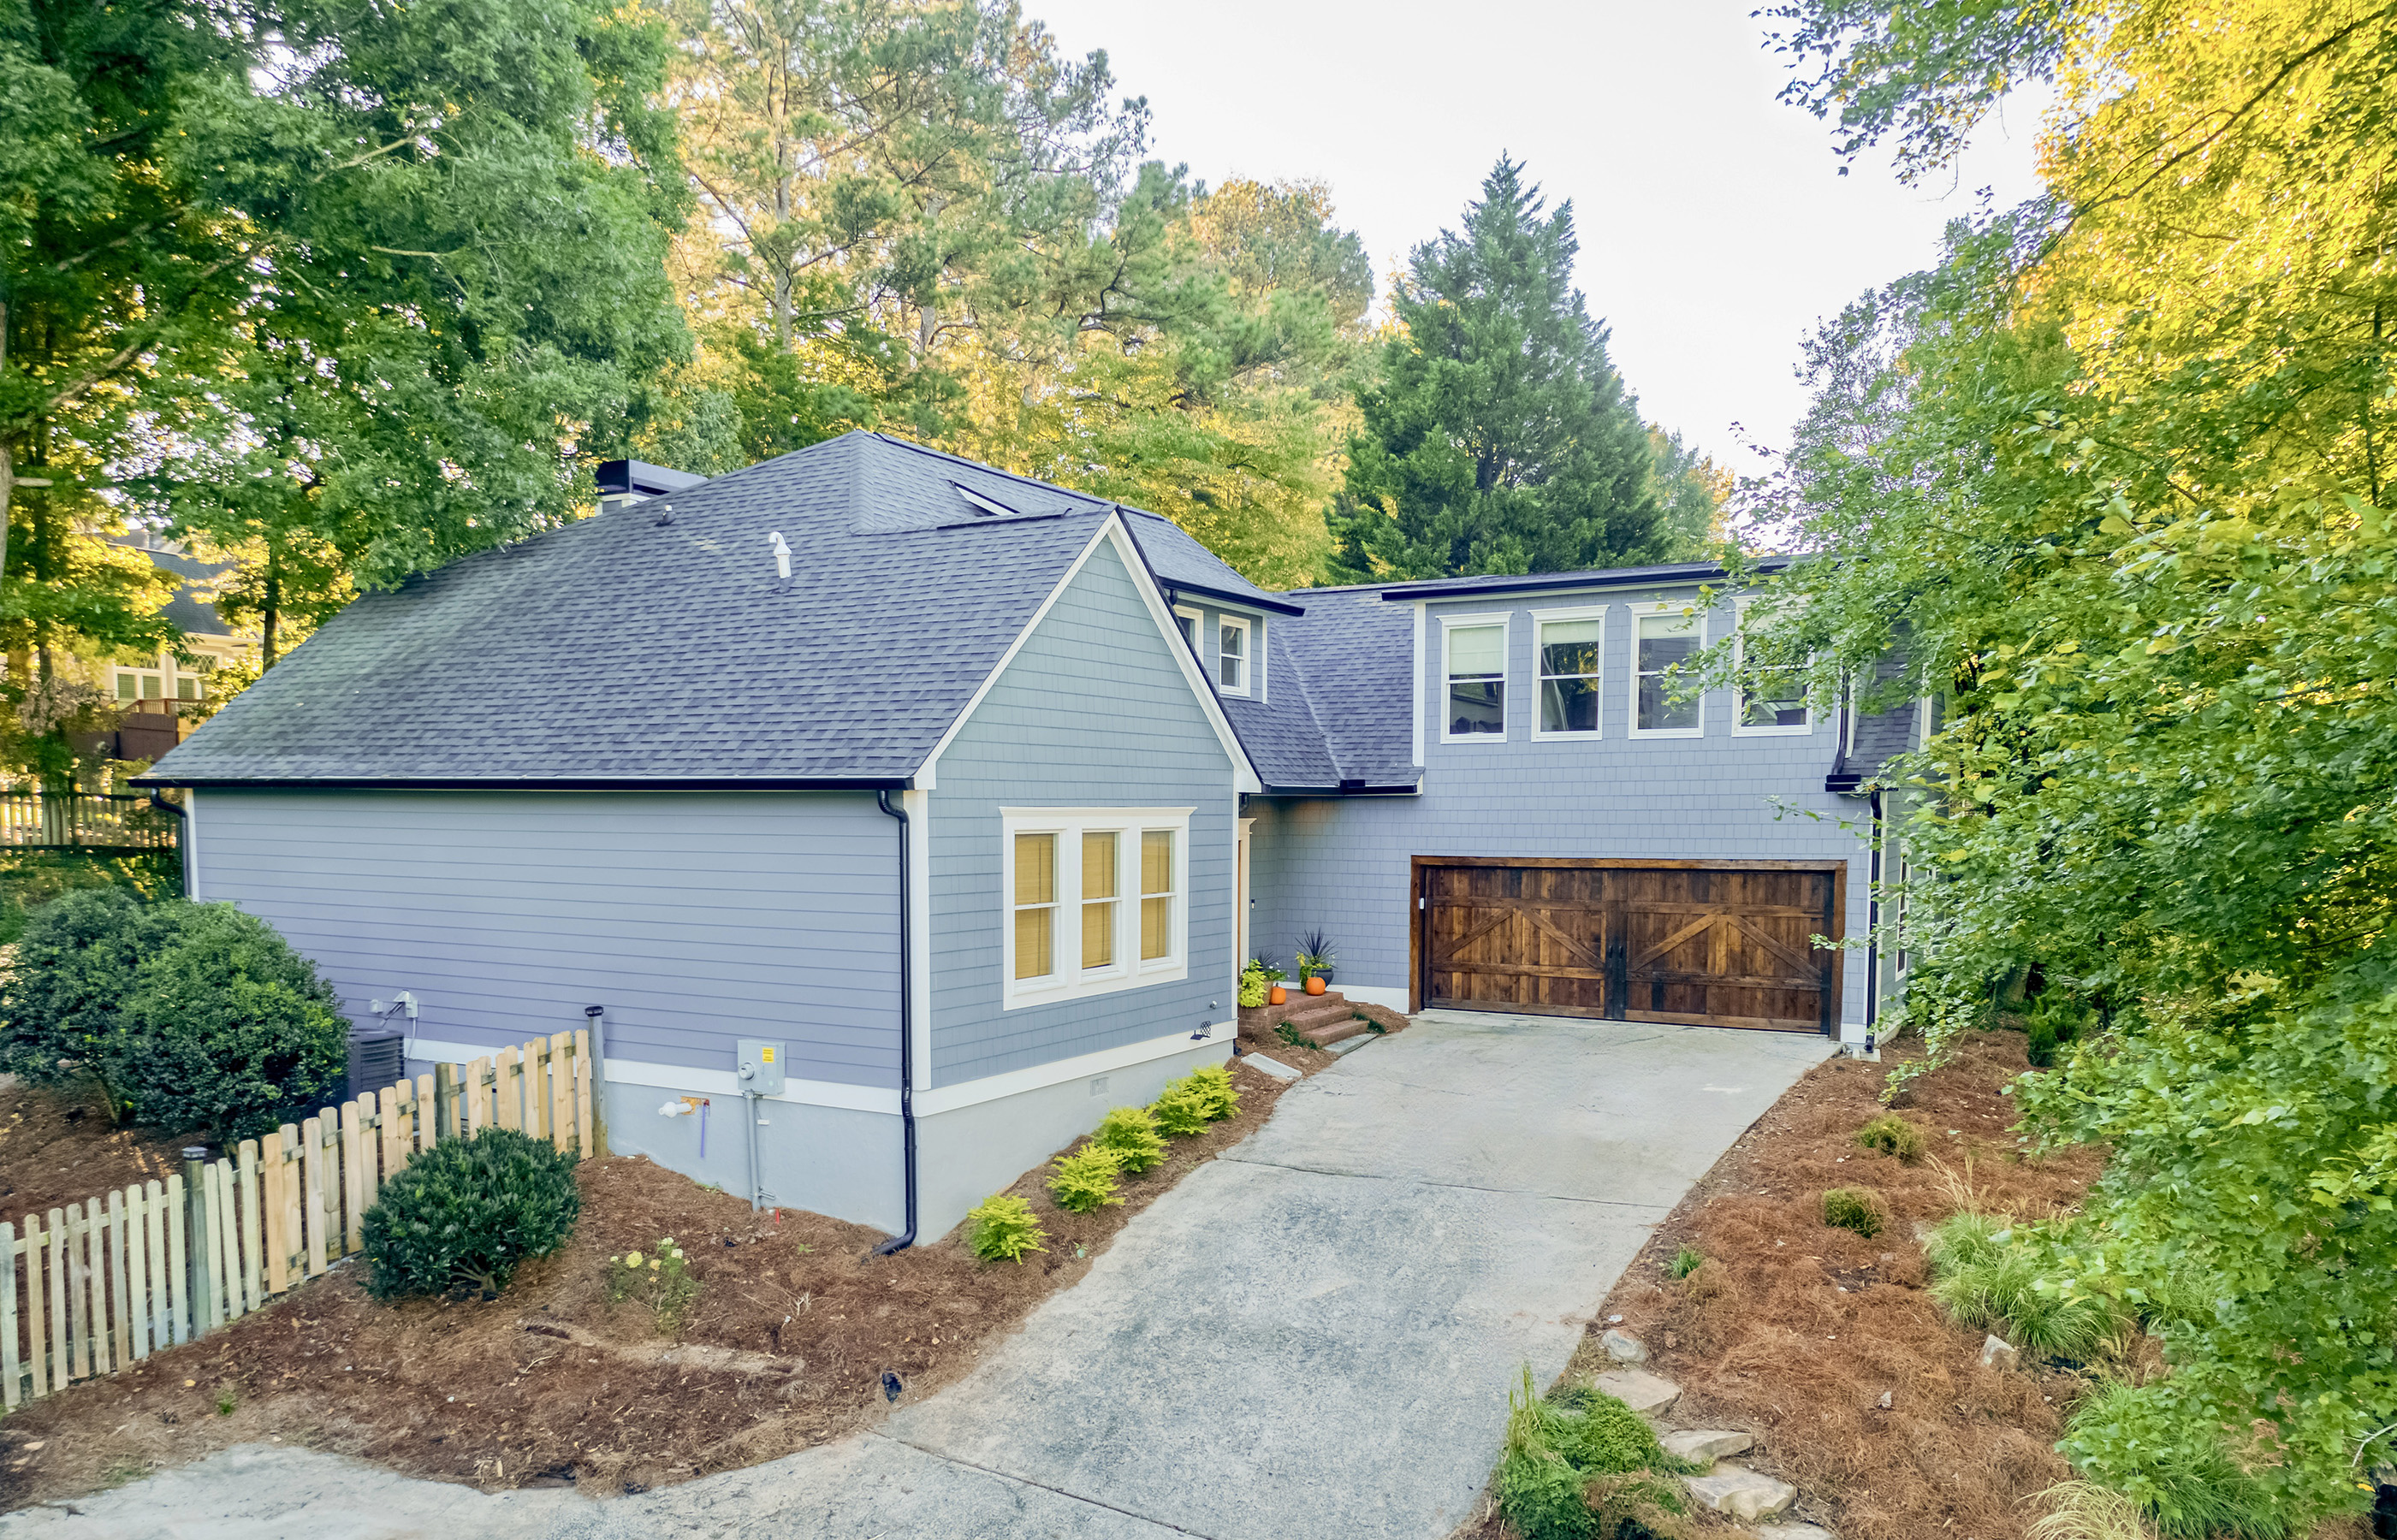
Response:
107,903,347,1140
1854,1111,1928,1163
1496,1366,1692,1540
360,1128,581,1298
0,849,180,948
1273,1022,1321,1050
0,887,158,1112
1093,1105,1167,1174
1822,1185,1889,1238
2024,992,2086,1069
964,1193,1045,1262
1925,1216,2127,1359
2062,1383,2291,1540
1047,1144,1124,1213
1237,969,1268,1009
1667,1245,1705,1280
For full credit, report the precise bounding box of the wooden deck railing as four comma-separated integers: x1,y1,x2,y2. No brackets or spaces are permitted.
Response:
0,792,178,853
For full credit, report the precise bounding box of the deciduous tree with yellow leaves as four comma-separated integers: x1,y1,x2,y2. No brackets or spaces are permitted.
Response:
1752,0,2397,1526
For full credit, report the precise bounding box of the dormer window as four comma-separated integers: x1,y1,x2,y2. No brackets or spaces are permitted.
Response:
1218,617,1251,695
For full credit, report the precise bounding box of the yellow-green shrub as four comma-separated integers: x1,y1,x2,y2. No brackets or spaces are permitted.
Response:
1094,1105,1167,1173
1048,1144,1124,1212
965,1194,1045,1262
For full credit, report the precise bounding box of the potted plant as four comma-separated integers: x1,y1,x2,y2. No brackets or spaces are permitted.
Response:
1296,932,1336,996
1255,960,1289,1006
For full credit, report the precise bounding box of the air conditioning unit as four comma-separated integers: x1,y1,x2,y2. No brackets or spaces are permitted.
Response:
347,1026,406,1102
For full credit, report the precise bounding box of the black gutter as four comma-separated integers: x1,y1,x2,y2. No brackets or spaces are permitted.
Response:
872,789,917,1256
146,788,190,894
129,775,912,792
1373,555,1796,604
1160,578,1307,618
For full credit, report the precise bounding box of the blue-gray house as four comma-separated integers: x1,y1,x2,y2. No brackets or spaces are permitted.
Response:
142,432,1917,1241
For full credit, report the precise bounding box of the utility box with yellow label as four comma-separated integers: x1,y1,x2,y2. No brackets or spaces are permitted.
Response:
736,1039,786,1097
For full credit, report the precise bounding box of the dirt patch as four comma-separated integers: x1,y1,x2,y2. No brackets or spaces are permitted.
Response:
0,1057,1293,1511
1,1076,198,1224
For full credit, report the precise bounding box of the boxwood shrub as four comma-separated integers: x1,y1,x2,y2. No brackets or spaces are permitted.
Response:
361,1127,583,1299
107,903,347,1140
0,887,157,1111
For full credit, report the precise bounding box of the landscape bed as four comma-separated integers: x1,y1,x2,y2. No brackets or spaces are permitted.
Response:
0,1055,1295,1509
1456,1029,2374,1540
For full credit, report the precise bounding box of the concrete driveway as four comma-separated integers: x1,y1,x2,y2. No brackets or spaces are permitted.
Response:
3,1011,1830,1540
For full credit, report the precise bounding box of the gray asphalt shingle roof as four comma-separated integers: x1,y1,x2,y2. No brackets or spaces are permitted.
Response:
145,432,1807,799
149,433,1124,785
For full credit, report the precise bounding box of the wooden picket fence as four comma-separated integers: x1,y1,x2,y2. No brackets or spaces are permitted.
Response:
0,1029,596,1413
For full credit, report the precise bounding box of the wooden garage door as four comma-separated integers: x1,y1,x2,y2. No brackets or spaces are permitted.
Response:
1415,860,1842,1034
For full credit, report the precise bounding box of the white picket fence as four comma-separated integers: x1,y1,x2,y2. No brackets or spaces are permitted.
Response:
1,1029,597,1412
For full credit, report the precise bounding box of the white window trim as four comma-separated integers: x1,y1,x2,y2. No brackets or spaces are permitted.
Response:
1528,605,1606,740
1731,596,1813,736
1216,614,1252,697
1172,603,1203,659
1439,611,1512,743
1629,601,1706,740
1000,806,1193,1010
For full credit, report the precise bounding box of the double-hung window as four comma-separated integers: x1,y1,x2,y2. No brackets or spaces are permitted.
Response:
1442,618,1508,739
1004,808,1192,1007
1632,607,1704,737
1534,611,1604,737
1218,616,1250,695
1733,598,1811,733
1140,830,1176,961
1173,605,1202,654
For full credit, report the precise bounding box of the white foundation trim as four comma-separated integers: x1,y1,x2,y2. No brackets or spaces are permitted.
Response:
916,1025,1232,1115
414,1022,1237,1120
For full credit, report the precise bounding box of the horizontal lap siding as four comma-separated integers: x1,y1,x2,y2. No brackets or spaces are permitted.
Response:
929,538,1237,1087
1248,587,1873,1021
193,790,900,1085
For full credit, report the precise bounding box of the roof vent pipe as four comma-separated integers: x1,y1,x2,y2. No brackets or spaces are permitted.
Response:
768,531,791,580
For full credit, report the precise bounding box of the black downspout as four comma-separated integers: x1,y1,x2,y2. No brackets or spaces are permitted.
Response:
1863,790,1882,1051
148,789,190,895
874,789,917,1256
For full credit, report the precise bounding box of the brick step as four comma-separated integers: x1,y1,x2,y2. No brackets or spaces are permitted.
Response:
1272,998,1357,1028
1299,1016,1373,1046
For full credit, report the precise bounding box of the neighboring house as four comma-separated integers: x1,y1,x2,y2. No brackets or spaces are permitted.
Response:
138,432,1920,1241
103,533,257,708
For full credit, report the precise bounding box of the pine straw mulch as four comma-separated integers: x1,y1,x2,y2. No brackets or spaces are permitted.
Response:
0,1075,198,1225
0,1056,1295,1512
1455,1029,2106,1540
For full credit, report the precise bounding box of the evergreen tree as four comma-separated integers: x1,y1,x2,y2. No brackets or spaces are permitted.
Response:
1330,157,1664,580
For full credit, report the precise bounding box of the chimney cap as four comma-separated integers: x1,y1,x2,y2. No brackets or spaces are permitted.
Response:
596,459,709,498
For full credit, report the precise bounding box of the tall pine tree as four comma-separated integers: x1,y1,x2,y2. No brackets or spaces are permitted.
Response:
1330,157,1664,580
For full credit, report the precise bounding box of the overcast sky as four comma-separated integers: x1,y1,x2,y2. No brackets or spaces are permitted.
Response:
1023,0,2048,469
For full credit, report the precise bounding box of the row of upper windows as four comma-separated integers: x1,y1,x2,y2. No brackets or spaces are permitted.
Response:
1438,602,1809,743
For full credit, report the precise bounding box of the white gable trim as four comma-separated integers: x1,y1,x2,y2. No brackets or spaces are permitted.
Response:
914,515,1262,795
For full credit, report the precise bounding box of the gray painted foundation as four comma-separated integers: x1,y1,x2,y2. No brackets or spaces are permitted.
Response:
567,1035,1235,1243
913,1035,1232,1243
